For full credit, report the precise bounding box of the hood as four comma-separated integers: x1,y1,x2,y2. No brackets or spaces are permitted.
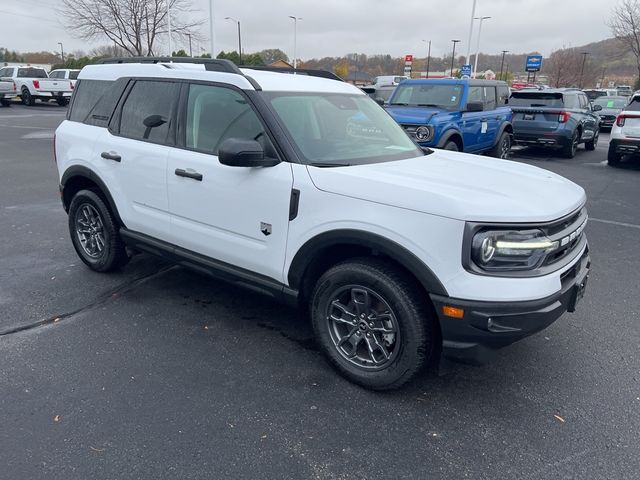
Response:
384,106,450,124
307,151,586,223
599,108,622,116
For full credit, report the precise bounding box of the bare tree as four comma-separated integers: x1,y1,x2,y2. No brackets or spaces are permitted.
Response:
59,0,201,57
545,47,584,87
609,0,640,85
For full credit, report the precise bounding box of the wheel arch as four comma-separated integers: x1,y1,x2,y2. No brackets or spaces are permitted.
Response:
288,230,448,304
436,129,464,151
60,165,124,227
493,122,513,146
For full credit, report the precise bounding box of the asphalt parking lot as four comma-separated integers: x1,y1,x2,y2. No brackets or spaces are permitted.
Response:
1,102,639,479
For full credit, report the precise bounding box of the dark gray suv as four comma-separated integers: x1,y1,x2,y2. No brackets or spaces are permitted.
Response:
510,89,602,158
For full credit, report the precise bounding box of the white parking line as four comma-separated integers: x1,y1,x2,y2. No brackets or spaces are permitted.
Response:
590,217,640,230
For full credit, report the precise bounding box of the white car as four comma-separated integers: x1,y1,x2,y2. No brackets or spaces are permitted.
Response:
49,68,81,89
0,78,17,106
0,65,73,106
54,58,590,390
608,93,640,166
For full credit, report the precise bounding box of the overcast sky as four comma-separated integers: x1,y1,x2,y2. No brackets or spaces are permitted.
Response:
2,0,613,60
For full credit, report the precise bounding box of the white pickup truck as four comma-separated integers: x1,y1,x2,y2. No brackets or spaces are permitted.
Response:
0,77,17,106
0,66,73,106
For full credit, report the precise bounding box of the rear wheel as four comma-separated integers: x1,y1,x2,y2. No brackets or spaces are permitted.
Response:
0,99,10,107
21,88,35,106
68,190,129,272
443,140,459,152
310,258,438,390
585,129,599,151
607,144,621,167
562,130,580,158
489,131,512,159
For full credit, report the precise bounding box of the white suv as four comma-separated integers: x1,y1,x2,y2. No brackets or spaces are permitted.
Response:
608,93,640,166
55,58,590,390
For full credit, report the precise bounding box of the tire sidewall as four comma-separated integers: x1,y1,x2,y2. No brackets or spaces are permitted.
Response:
68,190,119,271
444,141,459,152
310,262,431,389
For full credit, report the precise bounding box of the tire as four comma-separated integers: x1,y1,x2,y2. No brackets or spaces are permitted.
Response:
0,99,10,107
56,97,69,107
310,258,438,390
562,129,579,158
21,88,35,106
68,189,129,272
585,129,599,151
443,140,459,152
489,131,512,159
607,144,621,167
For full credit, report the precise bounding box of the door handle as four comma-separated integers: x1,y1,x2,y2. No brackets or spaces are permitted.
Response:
101,151,121,162
480,118,487,122
174,168,203,181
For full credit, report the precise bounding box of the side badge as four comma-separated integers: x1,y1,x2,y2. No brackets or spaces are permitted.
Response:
260,222,272,236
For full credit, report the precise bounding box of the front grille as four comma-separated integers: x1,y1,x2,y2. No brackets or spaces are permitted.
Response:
541,208,587,267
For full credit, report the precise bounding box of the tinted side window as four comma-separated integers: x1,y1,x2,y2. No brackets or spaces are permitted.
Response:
0,68,7,77
563,94,579,109
119,80,179,144
497,85,509,105
18,68,47,78
467,86,483,104
49,71,60,79
185,84,265,155
69,71,79,80
69,79,114,123
484,86,496,110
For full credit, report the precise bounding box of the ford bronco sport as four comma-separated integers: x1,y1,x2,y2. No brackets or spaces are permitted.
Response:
55,58,590,390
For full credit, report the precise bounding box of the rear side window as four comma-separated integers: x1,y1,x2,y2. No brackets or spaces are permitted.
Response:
510,93,564,108
563,95,579,109
467,86,484,104
69,80,114,123
497,85,509,105
627,97,640,111
69,71,79,80
50,71,61,79
118,80,179,144
17,68,47,78
484,86,496,110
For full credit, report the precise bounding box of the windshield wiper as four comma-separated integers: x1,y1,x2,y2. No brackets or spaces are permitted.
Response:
415,103,440,107
308,162,352,168
389,102,409,106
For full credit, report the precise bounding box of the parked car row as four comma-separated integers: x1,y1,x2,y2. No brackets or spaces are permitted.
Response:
0,66,80,107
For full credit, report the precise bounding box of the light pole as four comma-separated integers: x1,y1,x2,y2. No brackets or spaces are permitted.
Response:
166,0,173,55
450,39,461,77
288,16,302,69
225,17,242,63
465,0,477,65
209,0,215,58
57,42,64,64
187,33,193,57
472,16,491,78
579,52,589,88
499,50,508,80
422,39,431,79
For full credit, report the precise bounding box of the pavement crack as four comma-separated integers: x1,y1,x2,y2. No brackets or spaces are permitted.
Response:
0,265,176,337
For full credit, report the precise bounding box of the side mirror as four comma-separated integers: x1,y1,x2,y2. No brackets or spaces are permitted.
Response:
375,97,385,106
465,102,484,112
592,104,603,112
143,114,167,128
218,138,280,167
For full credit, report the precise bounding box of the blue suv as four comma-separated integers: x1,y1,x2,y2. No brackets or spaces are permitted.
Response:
385,79,513,158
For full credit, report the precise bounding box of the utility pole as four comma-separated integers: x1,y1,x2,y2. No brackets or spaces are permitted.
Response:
166,0,173,55
472,16,491,78
450,39,461,77
499,50,508,80
57,42,65,64
422,39,431,79
225,17,242,63
465,0,477,65
579,52,589,88
288,16,302,69
209,0,215,57
186,34,193,57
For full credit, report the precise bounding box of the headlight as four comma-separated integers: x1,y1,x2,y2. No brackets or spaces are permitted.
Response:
414,125,433,141
471,229,559,272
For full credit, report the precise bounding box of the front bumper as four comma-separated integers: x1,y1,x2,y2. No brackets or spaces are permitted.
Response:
610,137,640,155
430,247,590,365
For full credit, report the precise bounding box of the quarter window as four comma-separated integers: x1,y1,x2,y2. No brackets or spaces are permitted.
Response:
185,84,266,155
497,85,509,105
484,86,497,110
69,79,114,123
119,80,179,144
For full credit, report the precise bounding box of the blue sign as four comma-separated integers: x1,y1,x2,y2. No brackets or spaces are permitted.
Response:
460,64,472,77
525,55,543,72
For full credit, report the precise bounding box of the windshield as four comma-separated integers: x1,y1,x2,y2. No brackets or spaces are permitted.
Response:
509,93,564,108
390,83,463,110
264,92,422,165
594,97,627,109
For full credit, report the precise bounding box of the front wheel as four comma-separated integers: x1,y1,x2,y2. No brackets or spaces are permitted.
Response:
443,140,459,152
585,129,599,151
310,258,438,390
68,190,129,272
489,131,512,159
21,89,35,106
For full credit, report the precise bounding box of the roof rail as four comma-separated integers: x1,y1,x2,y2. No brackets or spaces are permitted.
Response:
239,66,343,82
97,57,242,74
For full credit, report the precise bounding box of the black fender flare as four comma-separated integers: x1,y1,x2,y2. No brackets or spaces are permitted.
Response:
492,122,514,147
436,129,464,149
60,165,124,226
288,229,448,297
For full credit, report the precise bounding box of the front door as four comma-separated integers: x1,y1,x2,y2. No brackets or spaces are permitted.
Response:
166,83,294,282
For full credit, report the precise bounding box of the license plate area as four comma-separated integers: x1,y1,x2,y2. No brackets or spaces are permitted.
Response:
568,274,588,312
523,113,535,120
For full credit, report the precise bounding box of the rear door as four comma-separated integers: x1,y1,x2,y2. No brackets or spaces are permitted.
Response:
481,85,500,149
91,79,180,239
578,93,599,140
461,85,484,151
